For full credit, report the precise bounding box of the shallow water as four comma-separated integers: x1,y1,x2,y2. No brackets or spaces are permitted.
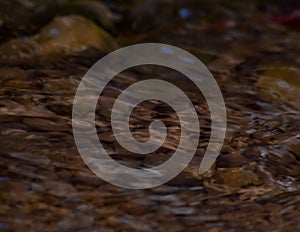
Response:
1,0,300,231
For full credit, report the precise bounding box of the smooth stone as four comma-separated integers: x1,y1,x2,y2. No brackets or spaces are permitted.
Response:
0,15,118,61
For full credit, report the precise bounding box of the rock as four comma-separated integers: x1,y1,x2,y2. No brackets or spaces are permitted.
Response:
0,39,42,60
0,0,115,42
241,147,261,162
0,15,118,61
284,137,300,158
214,168,262,189
216,152,248,168
37,15,118,53
256,67,300,108
43,181,77,197
121,200,149,215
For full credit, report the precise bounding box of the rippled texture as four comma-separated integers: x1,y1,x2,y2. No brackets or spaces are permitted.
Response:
1,0,300,231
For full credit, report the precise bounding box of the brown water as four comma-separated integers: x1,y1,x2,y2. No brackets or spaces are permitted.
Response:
1,0,300,231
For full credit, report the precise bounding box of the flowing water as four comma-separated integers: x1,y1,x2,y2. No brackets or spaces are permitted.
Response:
0,0,300,231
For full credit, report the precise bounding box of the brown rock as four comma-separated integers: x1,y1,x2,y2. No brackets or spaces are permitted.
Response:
214,168,263,189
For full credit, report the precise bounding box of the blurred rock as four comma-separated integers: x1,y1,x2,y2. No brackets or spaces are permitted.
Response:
214,168,263,189
0,0,116,42
0,15,118,61
256,67,300,109
216,152,248,168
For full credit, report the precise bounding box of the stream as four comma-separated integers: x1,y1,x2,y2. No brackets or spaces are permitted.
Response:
0,0,300,231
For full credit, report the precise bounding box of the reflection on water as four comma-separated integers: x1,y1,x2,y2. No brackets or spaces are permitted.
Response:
1,0,300,231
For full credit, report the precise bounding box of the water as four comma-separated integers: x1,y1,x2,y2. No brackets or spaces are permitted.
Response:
1,0,300,231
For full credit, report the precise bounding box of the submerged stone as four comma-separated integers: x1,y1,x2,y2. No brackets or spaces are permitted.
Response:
256,67,300,108
214,168,262,189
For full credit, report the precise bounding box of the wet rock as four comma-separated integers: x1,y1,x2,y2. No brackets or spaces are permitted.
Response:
256,67,300,108
214,168,263,189
27,182,47,193
284,137,300,158
121,200,149,216
1,1,300,231
47,103,72,117
0,15,118,61
37,15,118,53
0,39,42,61
0,0,116,42
216,152,248,168
241,147,261,162
43,181,77,197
